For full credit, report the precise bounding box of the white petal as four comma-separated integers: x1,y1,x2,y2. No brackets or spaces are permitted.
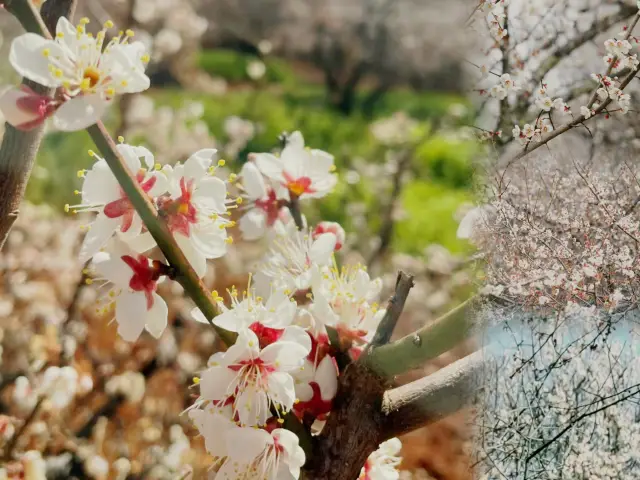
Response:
0,88,42,127
286,131,305,149
241,162,267,199
79,214,120,263
10,34,62,87
145,293,168,338
239,209,267,241
115,292,148,342
309,233,336,264
134,146,155,170
316,355,338,400
236,385,270,427
260,341,308,371
272,428,305,464
81,159,119,204
254,153,284,181
194,177,227,212
225,427,271,462
55,17,81,53
123,231,157,254
176,234,208,278
115,143,143,173
266,372,296,411
199,366,236,401
279,326,312,355
184,148,216,179
53,95,109,131
212,309,240,332
190,307,210,324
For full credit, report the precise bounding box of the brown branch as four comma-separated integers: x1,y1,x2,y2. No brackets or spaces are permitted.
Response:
365,271,414,348
380,348,485,440
0,0,77,250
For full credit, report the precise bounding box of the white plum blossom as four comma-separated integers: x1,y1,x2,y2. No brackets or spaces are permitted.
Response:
253,131,337,200
310,263,385,345
359,438,403,480
217,427,306,480
71,143,166,262
257,222,337,293
13,376,38,412
89,244,168,342
312,222,345,251
131,149,232,277
238,161,286,240
196,329,309,427
293,355,338,420
2,17,150,131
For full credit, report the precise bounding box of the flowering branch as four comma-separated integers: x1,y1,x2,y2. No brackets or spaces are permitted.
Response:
86,123,236,345
2,396,44,461
0,0,77,249
364,296,477,377
380,348,484,440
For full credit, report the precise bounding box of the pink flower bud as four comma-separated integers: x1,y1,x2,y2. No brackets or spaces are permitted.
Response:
313,222,345,251
0,86,57,131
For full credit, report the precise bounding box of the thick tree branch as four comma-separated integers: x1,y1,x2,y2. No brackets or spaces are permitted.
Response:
380,348,485,440
364,296,478,378
0,0,77,249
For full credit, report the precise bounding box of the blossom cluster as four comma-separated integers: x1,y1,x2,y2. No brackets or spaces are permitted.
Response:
0,13,406,479
459,162,640,320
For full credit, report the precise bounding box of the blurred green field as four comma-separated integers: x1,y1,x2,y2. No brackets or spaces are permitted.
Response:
25,51,477,256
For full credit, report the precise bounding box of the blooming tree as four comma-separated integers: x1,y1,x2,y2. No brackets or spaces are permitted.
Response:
0,1,480,478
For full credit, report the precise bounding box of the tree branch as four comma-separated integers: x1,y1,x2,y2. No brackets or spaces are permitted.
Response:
364,296,478,378
365,271,414,348
0,0,77,250
380,348,485,440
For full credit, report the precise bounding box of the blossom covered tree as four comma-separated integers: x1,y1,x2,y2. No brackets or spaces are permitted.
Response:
0,1,481,478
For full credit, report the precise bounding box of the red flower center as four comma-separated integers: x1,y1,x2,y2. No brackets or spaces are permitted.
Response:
104,170,157,232
121,254,162,310
249,322,284,348
283,172,315,197
158,177,198,237
254,189,281,226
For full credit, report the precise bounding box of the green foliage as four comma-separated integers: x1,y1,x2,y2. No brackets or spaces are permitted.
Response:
394,181,471,255
197,49,298,86
414,136,477,189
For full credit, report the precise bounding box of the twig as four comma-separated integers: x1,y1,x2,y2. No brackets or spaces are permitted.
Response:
364,271,414,349
287,195,305,231
3,396,44,460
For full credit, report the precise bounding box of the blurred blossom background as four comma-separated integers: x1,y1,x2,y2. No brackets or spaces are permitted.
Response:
0,0,480,478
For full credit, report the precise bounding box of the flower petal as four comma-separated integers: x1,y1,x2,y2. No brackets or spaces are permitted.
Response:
10,34,62,87
0,87,42,128
316,355,338,400
184,148,216,179
266,372,296,411
144,292,168,338
224,427,271,462
79,214,120,263
194,176,227,212
254,153,284,181
240,162,267,199
53,95,110,131
309,233,336,264
176,234,208,278
115,291,148,342
199,365,236,401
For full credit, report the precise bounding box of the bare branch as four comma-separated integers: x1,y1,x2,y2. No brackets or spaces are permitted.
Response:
381,348,485,440
365,271,415,348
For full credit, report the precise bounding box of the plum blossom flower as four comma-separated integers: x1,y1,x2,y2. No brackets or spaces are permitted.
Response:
253,131,337,200
0,86,57,131
238,161,286,240
71,143,166,262
359,438,402,480
3,17,150,131
310,263,385,344
580,105,594,119
13,376,38,412
313,222,345,251
89,244,168,342
293,354,338,420
131,149,232,277
197,329,309,426
216,427,306,480
257,223,337,293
